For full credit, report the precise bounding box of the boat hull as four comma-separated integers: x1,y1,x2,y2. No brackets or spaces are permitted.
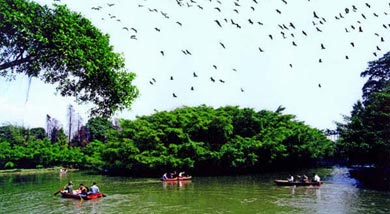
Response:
60,191,104,200
161,176,192,182
274,179,322,186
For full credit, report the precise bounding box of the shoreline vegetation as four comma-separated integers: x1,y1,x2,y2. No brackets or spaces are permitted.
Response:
0,167,78,175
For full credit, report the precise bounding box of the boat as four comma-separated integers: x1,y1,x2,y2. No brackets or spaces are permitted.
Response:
60,191,104,200
161,176,192,182
274,179,322,186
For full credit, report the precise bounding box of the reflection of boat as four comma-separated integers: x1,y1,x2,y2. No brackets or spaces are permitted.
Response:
274,180,322,186
161,176,192,181
60,191,104,200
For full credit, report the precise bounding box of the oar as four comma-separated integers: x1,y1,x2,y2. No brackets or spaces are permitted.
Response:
53,189,63,196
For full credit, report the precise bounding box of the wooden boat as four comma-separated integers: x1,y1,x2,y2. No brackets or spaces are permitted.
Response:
60,191,104,200
274,179,322,186
161,176,192,182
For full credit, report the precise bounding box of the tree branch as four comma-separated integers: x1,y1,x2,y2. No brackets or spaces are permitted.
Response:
0,55,36,71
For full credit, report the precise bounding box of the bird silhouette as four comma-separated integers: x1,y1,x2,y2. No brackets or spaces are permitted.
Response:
321,43,326,49
170,76,174,80
258,47,264,52
318,84,322,88
191,86,194,91
213,65,217,69
210,77,215,82
276,9,282,14
160,51,164,56
215,20,222,27
193,72,198,77
154,27,161,32
172,93,177,98
313,11,319,19
131,28,138,33
219,42,226,49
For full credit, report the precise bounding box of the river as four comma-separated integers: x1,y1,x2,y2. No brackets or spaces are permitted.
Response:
0,167,389,214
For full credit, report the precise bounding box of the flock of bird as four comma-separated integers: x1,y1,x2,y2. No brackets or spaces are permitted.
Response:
56,0,389,100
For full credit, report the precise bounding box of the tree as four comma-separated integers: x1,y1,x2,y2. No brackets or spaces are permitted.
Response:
337,52,390,166
0,0,139,117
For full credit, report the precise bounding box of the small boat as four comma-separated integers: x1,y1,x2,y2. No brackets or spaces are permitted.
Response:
161,176,192,182
60,191,104,200
274,179,322,186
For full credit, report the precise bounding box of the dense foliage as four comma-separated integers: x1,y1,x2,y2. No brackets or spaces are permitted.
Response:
336,52,390,166
0,106,334,176
0,0,139,117
0,125,83,169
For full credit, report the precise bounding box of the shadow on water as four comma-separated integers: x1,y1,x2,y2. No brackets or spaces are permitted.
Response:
349,167,390,191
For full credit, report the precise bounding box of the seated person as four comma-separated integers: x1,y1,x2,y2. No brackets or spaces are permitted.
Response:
90,182,100,194
78,184,89,195
312,173,321,182
64,181,74,194
287,174,294,182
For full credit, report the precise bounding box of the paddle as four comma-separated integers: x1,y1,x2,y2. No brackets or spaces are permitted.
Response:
53,189,63,196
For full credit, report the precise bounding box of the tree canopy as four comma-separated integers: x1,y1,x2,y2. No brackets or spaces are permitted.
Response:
0,0,139,117
0,106,333,176
336,52,390,166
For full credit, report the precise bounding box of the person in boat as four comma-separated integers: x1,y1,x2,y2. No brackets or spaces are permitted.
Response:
301,174,309,183
287,174,294,182
162,173,168,180
78,183,89,195
64,181,74,194
178,171,185,178
312,173,321,182
89,182,100,194
170,171,177,179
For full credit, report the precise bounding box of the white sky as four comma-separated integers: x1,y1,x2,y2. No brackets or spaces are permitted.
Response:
1,0,389,130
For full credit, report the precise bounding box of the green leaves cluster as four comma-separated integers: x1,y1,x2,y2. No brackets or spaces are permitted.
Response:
336,52,390,166
0,125,83,169
99,106,333,175
0,0,138,117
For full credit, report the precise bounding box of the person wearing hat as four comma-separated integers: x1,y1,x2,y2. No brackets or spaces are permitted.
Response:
64,181,74,194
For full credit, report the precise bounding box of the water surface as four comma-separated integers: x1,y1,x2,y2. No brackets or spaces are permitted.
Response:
0,167,389,213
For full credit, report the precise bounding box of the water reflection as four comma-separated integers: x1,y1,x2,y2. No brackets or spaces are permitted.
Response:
162,180,192,190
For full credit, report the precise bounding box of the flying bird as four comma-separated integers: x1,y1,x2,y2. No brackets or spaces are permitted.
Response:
215,20,222,27
219,42,226,49
172,93,177,98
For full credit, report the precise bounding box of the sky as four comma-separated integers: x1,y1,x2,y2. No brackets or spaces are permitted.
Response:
1,0,389,131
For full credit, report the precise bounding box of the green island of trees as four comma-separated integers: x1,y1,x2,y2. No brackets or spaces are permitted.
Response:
0,106,334,176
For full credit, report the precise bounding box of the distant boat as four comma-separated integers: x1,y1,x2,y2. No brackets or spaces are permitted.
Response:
274,179,322,186
161,176,192,182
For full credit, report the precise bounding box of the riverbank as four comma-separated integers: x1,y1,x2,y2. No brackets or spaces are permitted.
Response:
0,167,78,175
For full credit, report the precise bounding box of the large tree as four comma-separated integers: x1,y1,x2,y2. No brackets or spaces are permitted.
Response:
0,0,139,117
337,52,390,166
